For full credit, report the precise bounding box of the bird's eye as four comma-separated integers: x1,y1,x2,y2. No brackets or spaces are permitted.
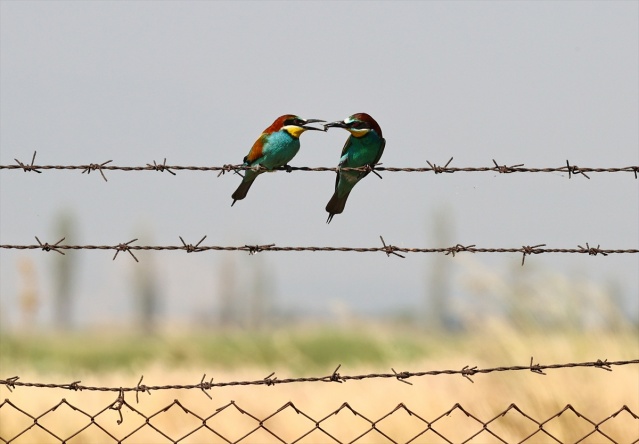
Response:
285,118,304,126
350,121,368,130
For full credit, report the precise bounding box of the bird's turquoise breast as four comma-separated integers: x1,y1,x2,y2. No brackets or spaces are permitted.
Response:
256,131,301,169
345,132,383,167
335,131,384,198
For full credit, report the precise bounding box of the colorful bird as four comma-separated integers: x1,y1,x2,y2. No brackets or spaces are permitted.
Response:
324,113,385,223
231,114,325,206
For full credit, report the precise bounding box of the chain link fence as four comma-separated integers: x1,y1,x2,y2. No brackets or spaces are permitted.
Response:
2,359,638,443
1,398,637,443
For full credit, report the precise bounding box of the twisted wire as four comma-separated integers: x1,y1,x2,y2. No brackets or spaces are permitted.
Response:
3,152,637,181
1,237,637,265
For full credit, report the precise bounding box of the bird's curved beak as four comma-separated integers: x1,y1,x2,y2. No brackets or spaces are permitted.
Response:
302,118,326,131
323,120,347,131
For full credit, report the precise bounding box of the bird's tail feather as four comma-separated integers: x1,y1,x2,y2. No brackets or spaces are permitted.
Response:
325,191,350,223
231,178,256,206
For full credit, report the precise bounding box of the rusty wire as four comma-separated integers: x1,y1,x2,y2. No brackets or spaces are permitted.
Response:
2,152,638,181
1,236,637,265
2,358,636,396
2,359,638,442
2,359,638,441
0,399,636,444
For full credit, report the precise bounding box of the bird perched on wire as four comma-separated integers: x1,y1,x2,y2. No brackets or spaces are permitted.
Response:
231,114,325,205
324,113,385,223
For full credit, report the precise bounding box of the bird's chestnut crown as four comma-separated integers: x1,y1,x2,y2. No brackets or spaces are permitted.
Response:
324,113,382,138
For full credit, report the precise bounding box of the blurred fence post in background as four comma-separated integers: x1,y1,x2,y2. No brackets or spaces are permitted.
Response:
218,256,239,327
132,227,161,335
426,207,456,332
52,210,76,331
249,255,274,330
17,257,39,332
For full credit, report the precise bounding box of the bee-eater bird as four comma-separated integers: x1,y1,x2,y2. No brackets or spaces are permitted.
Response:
324,113,385,223
231,115,325,206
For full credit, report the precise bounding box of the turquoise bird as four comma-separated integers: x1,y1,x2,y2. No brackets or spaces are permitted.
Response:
324,113,386,223
231,114,325,205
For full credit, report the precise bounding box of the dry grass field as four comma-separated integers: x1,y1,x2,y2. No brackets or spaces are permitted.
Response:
1,324,638,443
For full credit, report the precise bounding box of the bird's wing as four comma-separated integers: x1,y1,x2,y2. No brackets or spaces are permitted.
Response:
332,137,353,192
340,136,354,162
244,133,268,164
371,137,386,166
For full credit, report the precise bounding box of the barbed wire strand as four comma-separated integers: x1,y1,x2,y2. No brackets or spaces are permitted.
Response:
1,237,637,265
2,358,636,397
3,152,638,182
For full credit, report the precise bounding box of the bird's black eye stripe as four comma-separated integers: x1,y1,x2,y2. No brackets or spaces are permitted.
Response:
349,121,368,130
285,118,305,126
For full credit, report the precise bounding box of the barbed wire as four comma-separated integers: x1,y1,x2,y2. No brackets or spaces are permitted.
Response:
2,358,636,398
1,236,637,265
2,152,638,181
0,399,636,444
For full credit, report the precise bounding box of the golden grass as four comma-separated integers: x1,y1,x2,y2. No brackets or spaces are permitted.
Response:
1,325,638,443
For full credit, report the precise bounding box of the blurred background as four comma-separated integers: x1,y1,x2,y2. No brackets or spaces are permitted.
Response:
1,3,638,440
0,1,637,357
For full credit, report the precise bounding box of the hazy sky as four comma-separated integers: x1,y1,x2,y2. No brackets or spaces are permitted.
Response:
1,1,637,329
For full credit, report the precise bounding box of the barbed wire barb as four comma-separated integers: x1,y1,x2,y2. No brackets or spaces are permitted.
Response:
426,156,454,174
391,368,413,385
217,163,243,178
492,159,525,174
565,159,590,179
578,242,608,257
445,243,476,257
245,243,276,255
81,159,112,181
14,151,41,173
179,235,207,253
529,357,547,375
461,365,478,383
329,364,344,383
4,376,19,392
112,239,139,262
594,359,613,371
521,244,546,266
135,375,150,403
67,380,82,391
365,162,384,179
380,236,405,258
199,374,214,400
147,158,176,175
35,236,66,255
263,372,277,386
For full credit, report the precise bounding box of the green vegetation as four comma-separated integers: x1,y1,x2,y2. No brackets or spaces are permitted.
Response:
0,326,440,374
2,325,637,375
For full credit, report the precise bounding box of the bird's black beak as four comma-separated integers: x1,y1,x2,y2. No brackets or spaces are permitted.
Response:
302,118,326,131
323,121,347,131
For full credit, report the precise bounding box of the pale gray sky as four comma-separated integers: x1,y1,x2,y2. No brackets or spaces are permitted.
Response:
1,1,637,329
